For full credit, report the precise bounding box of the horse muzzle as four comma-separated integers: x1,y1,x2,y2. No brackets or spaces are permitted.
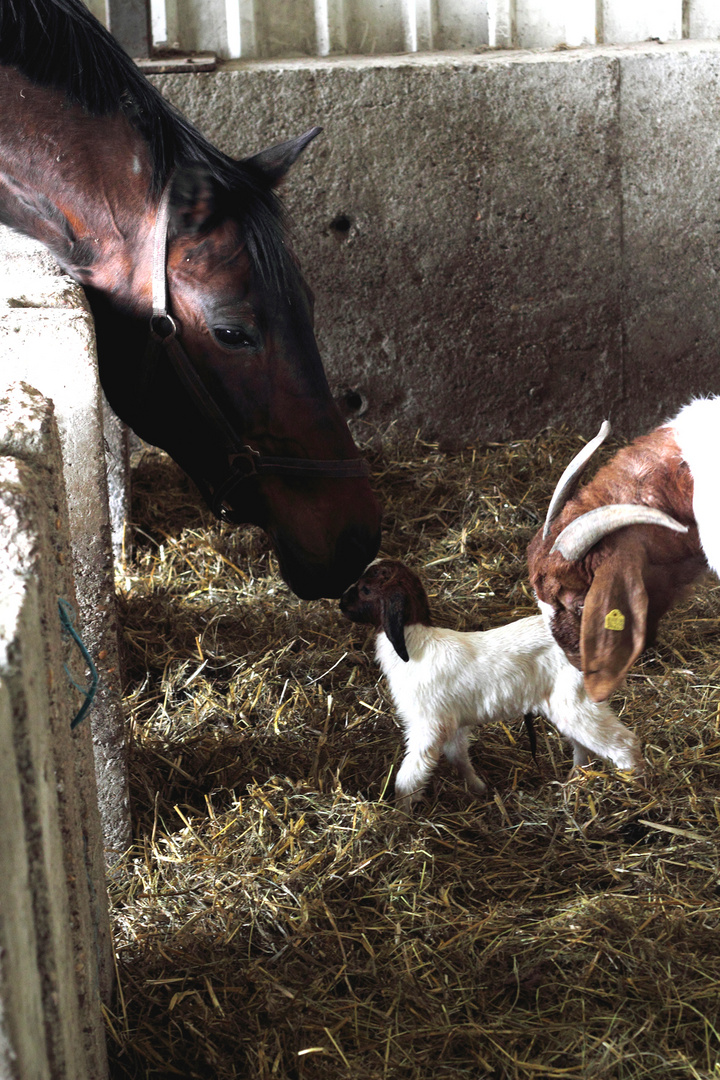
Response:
197,455,382,599
272,522,381,600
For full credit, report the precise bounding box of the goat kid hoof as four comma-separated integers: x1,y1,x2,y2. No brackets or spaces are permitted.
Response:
395,794,417,815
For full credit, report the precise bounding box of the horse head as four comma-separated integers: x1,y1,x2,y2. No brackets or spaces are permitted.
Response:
0,0,381,600
96,131,382,600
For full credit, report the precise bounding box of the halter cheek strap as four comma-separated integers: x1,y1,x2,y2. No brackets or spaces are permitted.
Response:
150,174,175,337
148,177,370,519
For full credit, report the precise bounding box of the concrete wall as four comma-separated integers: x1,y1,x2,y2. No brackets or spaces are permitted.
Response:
0,384,110,1079
151,40,720,446
0,227,131,857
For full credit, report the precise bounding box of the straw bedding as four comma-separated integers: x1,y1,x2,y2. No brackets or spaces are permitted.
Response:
106,425,720,1079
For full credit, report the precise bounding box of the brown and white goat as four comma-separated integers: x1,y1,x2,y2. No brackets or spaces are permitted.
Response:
527,397,720,703
340,560,642,811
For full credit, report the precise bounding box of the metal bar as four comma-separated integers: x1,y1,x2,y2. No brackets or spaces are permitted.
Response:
106,0,152,58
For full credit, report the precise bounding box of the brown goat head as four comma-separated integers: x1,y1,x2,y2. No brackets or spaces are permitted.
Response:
339,559,431,662
528,423,704,702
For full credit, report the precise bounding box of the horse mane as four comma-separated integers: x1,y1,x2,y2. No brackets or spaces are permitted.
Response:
0,0,292,294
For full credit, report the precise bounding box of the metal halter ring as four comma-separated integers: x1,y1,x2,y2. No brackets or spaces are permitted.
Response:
150,312,178,342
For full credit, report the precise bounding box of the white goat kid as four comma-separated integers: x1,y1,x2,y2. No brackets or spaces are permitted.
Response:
340,560,642,811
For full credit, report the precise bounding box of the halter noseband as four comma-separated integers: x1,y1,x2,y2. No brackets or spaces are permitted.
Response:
149,178,370,521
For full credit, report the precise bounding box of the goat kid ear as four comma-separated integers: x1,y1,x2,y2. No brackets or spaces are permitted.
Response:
241,127,322,187
580,556,648,702
382,593,410,662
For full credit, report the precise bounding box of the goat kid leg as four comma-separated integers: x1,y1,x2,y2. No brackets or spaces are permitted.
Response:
550,703,643,774
567,737,645,781
570,741,592,769
442,728,487,798
395,724,443,813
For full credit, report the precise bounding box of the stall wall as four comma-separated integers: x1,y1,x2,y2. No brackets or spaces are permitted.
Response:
151,41,720,445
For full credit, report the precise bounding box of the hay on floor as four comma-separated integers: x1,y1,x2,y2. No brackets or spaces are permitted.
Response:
106,425,720,1080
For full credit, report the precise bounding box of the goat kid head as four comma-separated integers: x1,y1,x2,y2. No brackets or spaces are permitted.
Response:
339,559,431,662
528,421,696,703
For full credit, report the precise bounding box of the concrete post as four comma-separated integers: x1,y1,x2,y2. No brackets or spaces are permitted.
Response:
0,226,132,858
0,385,111,1078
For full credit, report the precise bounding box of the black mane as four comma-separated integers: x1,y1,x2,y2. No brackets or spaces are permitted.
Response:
0,0,292,292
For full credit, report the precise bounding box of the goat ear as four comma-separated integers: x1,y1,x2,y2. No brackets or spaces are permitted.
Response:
580,554,648,702
382,594,410,662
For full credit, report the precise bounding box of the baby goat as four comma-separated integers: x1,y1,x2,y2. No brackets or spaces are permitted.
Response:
528,397,719,703
340,560,642,811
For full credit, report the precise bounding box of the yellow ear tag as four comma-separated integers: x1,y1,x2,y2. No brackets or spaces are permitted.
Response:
604,609,626,632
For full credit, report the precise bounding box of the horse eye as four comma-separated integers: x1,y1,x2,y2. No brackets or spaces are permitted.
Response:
213,327,256,349
360,585,371,596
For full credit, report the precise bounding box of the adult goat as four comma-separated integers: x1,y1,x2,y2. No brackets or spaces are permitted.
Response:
527,398,720,702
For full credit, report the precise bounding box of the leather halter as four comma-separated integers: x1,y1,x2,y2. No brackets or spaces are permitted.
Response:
149,178,370,521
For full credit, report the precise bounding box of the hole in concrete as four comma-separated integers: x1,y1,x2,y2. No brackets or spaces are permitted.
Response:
341,388,368,417
330,214,353,235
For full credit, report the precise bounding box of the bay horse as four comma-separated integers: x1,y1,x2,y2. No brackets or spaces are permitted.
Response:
0,0,381,599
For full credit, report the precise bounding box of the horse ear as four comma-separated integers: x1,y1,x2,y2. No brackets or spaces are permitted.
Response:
580,552,649,702
241,127,322,187
169,166,220,234
382,593,410,662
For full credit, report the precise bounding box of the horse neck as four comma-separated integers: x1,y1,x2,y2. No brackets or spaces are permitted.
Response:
0,68,156,312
